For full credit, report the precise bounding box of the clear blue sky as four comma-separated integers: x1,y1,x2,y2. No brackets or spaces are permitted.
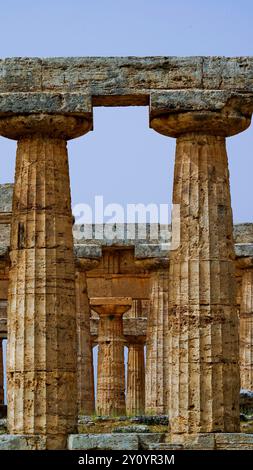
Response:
0,0,252,224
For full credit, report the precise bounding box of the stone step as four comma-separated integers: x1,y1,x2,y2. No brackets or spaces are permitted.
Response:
68,433,166,451
148,443,184,450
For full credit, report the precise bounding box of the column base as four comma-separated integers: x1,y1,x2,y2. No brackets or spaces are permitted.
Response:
168,433,253,450
1,432,253,450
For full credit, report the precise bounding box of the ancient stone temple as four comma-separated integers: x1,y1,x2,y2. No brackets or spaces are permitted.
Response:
0,56,253,450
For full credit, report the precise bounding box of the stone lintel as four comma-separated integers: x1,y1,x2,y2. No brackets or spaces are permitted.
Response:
150,90,253,119
0,93,92,118
235,243,253,259
1,57,253,98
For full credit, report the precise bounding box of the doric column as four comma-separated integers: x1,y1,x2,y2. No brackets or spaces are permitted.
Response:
135,259,170,415
151,108,251,435
0,338,4,405
126,300,145,416
238,258,253,391
142,260,169,415
75,259,99,416
90,297,132,416
0,114,92,449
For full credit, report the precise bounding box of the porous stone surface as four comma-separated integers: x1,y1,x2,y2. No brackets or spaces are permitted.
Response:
158,114,241,434
126,300,145,416
0,184,13,212
215,433,253,450
240,389,253,414
235,244,253,257
148,443,183,450
68,433,139,450
130,415,169,425
239,262,253,391
145,264,169,415
2,115,92,450
75,267,95,415
137,433,166,449
1,57,253,114
234,224,253,244
0,434,46,450
170,433,216,450
0,338,3,405
0,418,7,430
112,425,150,433
91,297,132,416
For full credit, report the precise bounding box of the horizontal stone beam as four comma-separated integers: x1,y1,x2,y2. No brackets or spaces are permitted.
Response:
235,243,253,258
0,93,92,118
150,90,253,118
0,57,253,114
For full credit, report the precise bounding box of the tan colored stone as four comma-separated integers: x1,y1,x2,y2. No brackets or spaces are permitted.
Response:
0,338,3,404
239,259,253,390
144,264,169,415
1,114,92,449
126,300,145,416
75,266,95,416
151,111,242,434
90,297,132,416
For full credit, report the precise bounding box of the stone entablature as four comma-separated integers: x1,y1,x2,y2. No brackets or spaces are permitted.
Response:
0,57,253,117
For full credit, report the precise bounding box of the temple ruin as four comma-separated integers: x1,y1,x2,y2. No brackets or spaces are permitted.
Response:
0,56,253,450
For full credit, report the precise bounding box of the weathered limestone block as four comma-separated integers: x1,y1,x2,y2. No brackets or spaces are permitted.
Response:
144,260,170,415
68,433,139,450
126,300,145,416
137,433,166,450
214,433,253,450
90,297,132,416
112,424,150,433
151,108,251,435
169,432,216,450
239,258,253,390
0,114,92,449
0,434,46,450
1,57,253,110
75,259,99,416
0,338,4,404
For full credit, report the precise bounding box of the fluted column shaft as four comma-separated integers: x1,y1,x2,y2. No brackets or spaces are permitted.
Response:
0,114,92,449
0,339,4,404
167,133,240,434
145,269,169,414
240,267,253,390
75,269,95,415
96,312,126,416
126,340,145,416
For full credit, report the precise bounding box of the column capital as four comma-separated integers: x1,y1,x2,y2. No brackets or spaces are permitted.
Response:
75,257,100,273
0,113,92,140
150,91,252,138
90,297,132,316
